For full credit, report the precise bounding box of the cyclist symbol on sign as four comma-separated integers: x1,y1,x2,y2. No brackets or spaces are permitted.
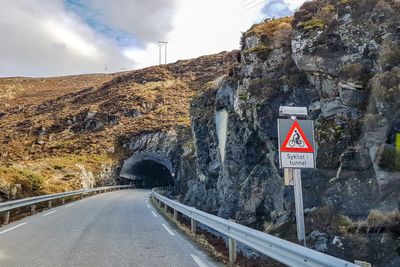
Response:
289,129,305,147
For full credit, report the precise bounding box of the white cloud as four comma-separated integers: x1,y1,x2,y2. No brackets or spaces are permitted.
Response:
261,0,306,17
79,0,177,46
0,0,132,77
283,0,306,10
43,19,99,57
0,0,305,77
124,0,264,69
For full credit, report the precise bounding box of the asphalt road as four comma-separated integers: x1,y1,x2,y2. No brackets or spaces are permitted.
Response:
0,189,218,267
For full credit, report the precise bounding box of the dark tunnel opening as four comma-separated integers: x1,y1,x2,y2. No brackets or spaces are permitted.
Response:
129,160,174,189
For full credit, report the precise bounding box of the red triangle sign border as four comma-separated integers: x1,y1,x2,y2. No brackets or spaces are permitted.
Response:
280,120,314,153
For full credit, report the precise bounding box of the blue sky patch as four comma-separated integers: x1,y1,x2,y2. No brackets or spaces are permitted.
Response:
261,0,293,18
64,0,139,48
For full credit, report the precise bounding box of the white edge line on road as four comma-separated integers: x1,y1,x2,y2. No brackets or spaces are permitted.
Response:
0,222,28,235
191,255,209,267
80,199,86,202
151,211,158,218
147,204,151,208
65,204,74,208
42,210,57,217
161,224,175,236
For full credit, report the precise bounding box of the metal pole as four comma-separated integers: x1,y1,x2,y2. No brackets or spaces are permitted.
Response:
158,42,161,65
289,115,306,246
228,219,237,264
294,169,306,246
4,211,10,224
165,42,167,64
191,218,197,236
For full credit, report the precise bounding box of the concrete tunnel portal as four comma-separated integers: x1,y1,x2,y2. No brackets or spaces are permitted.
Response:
119,152,174,188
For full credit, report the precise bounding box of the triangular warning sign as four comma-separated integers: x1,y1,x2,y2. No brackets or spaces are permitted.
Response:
280,120,314,153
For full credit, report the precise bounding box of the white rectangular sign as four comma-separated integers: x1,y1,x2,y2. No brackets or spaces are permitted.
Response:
279,106,308,117
280,152,314,169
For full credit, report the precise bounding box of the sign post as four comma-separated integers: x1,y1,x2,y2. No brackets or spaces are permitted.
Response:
278,107,316,246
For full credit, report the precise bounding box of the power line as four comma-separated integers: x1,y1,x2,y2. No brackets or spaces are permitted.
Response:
240,0,264,9
239,0,255,5
241,0,265,12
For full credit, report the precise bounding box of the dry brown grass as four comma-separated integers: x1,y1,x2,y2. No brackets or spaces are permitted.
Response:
0,51,238,198
293,0,336,30
246,17,293,38
0,154,113,198
0,74,119,111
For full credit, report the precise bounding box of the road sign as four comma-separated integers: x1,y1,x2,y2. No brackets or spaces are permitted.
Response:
278,119,315,169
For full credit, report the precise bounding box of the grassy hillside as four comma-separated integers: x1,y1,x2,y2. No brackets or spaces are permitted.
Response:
0,73,120,111
0,51,238,199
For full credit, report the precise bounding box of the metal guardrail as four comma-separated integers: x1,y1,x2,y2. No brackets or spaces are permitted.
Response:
0,185,132,224
152,188,358,267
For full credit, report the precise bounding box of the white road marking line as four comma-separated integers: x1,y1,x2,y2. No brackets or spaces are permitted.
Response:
0,222,28,235
151,211,158,218
161,224,175,236
65,204,74,208
191,255,209,267
147,204,151,208
42,210,57,217
80,199,86,202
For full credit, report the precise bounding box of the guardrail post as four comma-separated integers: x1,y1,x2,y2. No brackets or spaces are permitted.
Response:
191,218,197,236
228,219,237,264
4,211,10,224
48,200,52,209
31,204,36,213
81,193,84,199
164,203,167,212
173,209,178,221
61,198,65,205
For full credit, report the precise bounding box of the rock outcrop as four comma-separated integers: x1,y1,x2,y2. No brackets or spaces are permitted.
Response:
179,1,399,265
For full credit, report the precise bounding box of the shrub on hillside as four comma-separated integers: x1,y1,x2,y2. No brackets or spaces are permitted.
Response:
293,0,331,29
245,17,293,38
379,43,400,70
241,17,293,49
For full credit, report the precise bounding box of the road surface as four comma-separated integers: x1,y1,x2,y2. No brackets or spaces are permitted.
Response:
0,189,218,267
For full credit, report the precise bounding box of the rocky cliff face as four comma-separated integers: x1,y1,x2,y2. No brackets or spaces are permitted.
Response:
181,1,399,265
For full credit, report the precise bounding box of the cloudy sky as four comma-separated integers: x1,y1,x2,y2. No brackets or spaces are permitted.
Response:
0,0,305,77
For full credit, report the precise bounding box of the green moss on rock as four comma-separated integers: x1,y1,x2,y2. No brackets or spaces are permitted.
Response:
299,18,326,30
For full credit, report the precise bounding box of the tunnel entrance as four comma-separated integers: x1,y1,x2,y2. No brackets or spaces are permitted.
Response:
129,160,174,188
119,152,175,189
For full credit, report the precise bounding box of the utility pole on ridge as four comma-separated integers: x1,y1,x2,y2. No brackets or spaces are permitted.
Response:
158,41,168,65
